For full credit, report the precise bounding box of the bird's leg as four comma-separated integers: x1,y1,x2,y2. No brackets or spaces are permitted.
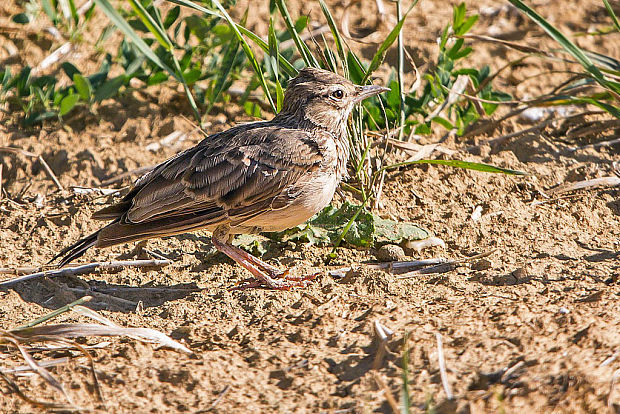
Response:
212,226,317,290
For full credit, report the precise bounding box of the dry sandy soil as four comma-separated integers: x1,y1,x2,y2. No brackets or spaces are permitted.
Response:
1,0,619,413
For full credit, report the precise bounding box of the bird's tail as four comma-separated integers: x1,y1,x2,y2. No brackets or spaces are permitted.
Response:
51,230,101,267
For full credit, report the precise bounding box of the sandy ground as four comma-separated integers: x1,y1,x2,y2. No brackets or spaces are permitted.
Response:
1,0,619,412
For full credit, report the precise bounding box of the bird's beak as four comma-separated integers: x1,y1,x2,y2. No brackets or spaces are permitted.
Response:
353,84,390,103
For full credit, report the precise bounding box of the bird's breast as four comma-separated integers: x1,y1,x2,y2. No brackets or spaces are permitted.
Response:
233,169,339,233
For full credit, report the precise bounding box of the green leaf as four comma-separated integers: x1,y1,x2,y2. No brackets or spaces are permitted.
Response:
73,74,92,101
373,216,429,244
267,17,280,82
59,93,80,116
275,81,284,113
431,115,454,130
182,68,202,84
12,13,30,24
346,51,366,84
94,75,125,102
61,62,81,80
206,11,243,113
23,111,57,126
146,71,169,85
446,38,464,59
67,0,79,26
455,14,478,35
453,3,466,27
269,203,430,248
163,5,180,29
232,234,270,257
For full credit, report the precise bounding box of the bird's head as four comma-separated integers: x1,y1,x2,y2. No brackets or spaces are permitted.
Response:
278,67,389,130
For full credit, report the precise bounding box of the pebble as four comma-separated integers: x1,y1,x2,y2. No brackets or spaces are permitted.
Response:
375,244,406,262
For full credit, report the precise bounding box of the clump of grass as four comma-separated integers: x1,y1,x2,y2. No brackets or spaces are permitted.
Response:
2,0,528,247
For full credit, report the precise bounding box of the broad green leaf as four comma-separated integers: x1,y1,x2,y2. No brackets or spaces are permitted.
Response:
12,13,30,24
59,93,80,116
94,75,125,102
269,203,430,248
61,62,81,80
164,5,180,29
373,216,429,244
73,74,92,101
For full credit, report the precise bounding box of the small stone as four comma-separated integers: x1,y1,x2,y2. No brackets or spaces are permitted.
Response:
472,258,492,271
374,244,406,262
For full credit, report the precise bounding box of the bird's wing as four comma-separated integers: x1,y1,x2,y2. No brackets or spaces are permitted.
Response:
99,124,324,229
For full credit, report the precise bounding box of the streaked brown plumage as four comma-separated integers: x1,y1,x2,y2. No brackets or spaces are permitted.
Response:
54,68,389,289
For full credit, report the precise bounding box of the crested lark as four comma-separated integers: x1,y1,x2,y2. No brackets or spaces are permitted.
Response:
54,67,389,289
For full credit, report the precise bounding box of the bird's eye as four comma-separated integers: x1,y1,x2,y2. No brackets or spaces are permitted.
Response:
331,89,344,99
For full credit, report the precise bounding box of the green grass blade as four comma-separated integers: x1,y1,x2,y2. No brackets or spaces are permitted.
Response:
67,0,79,27
166,0,298,76
508,0,617,94
210,0,276,112
319,0,346,64
268,17,280,81
40,0,58,24
275,0,320,68
381,159,528,175
237,25,298,77
206,16,242,114
603,0,620,32
128,0,173,51
95,0,180,81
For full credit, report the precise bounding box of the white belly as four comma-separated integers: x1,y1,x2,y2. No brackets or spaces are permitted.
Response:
237,172,338,233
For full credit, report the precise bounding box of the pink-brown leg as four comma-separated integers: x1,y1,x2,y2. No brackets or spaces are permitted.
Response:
211,226,318,290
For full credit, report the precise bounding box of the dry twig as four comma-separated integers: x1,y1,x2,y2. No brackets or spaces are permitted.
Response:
0,259,172,288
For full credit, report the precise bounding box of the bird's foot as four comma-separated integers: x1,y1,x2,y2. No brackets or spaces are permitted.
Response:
230,268,320,291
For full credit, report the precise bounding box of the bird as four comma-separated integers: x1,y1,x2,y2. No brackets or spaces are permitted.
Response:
53,67,389,289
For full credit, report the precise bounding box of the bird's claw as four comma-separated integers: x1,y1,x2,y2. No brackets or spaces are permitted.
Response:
229,270,320,291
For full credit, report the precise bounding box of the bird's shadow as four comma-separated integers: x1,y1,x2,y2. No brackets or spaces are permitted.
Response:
8,274,201,314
